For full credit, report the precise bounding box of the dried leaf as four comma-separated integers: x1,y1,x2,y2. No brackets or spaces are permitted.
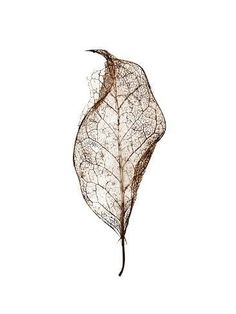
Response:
73,50,166,276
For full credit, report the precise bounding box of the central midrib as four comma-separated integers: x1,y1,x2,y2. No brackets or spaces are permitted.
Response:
114,82,125,238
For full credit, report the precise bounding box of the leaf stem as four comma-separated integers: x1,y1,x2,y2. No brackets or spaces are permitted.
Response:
118,237,125,276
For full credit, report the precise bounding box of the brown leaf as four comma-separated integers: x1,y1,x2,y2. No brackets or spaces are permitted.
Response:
73,49,166,276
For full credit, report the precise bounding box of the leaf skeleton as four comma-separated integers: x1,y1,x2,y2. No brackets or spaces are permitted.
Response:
73,49,166,276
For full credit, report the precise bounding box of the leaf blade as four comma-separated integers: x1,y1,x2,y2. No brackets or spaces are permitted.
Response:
73,50,166,275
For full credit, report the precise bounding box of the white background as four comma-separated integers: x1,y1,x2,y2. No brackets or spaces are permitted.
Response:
0,0,236,313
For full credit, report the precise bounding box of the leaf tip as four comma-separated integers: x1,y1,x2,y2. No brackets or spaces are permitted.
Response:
85,49,97,53
85,49,114,60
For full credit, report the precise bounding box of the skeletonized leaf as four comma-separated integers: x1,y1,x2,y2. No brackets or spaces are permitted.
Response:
73,50,166,276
